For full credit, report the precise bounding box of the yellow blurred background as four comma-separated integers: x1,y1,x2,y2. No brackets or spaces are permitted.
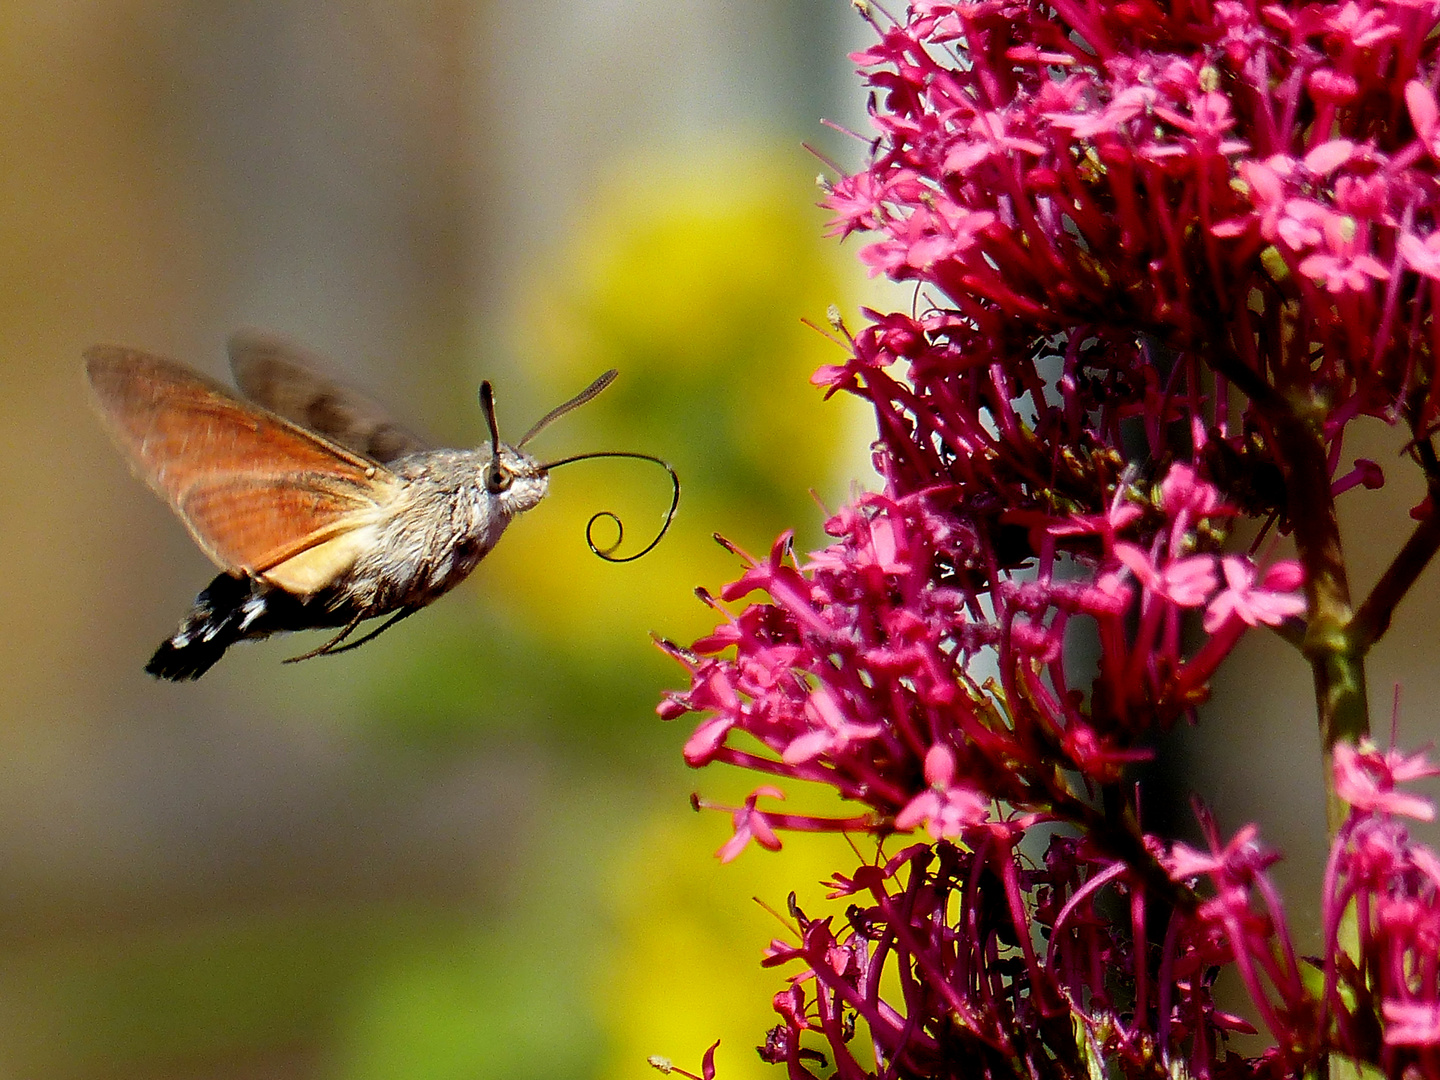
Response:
0,2,887,1077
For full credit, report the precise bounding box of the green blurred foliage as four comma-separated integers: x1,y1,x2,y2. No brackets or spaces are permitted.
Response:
332,801,613,1080
0,907,453,1078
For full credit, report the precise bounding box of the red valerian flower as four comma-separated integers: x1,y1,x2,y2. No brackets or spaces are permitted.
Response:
716,788,784,864
1333,741,1440,820
892,745,989,839
1203,556,1308,633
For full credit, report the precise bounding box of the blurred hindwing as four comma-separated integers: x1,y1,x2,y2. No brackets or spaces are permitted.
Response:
227,329,430,464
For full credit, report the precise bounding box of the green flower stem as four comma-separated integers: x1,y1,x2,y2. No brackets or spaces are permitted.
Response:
1269,396,1369,834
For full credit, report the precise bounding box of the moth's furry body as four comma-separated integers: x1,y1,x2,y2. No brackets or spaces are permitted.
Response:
84,333,607,681
145,445,552,680
328,445,549,613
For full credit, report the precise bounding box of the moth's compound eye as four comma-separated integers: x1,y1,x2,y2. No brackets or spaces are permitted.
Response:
485,463,513,494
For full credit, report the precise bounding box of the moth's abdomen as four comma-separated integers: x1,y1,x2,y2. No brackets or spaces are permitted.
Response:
147,573,266,681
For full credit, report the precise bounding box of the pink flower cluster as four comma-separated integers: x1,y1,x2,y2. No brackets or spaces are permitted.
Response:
657,0,1440,1074
664,466,1302,847
746,743,1440,1080
823,0,1440,433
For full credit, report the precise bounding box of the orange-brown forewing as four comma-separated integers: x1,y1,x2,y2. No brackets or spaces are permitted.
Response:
85,345,399,592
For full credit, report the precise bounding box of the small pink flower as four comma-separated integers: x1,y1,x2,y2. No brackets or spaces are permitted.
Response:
1333,741,1440,820
1299,250,1392,293
1159,463,1223,518
1303,139,1358,175
1203,556,1307,632
684,715,737,766
717,788,786,863
893,745,989,838
1383,999,1440,1045
1400,230,1440,280
1115,544,1218,607
1164,822,1269,883
781,685,884,764
1406,80,1439,150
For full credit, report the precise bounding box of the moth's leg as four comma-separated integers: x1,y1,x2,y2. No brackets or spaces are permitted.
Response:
283,612,366,664
321,608,417,656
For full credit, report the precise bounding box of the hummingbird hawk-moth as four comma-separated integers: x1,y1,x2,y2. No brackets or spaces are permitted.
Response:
85,331,679,681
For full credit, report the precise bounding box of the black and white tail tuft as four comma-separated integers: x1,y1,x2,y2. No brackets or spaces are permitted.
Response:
146,573,268,681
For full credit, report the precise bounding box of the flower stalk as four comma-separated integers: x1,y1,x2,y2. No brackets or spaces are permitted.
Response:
1267,391,1370,828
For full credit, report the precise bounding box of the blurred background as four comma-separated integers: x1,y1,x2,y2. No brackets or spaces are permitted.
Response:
0,2,883,1077
4,2,1440,1078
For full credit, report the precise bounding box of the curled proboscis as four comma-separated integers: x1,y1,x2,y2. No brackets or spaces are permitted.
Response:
540,451,681,563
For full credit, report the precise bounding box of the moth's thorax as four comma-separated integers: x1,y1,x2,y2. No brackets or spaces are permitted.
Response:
326,443,549,613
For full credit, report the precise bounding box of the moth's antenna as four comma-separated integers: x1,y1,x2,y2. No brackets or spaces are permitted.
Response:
521,369,674,562
519,369,618,447
479,382,501,452
478,381,507,491
540,451,680,563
